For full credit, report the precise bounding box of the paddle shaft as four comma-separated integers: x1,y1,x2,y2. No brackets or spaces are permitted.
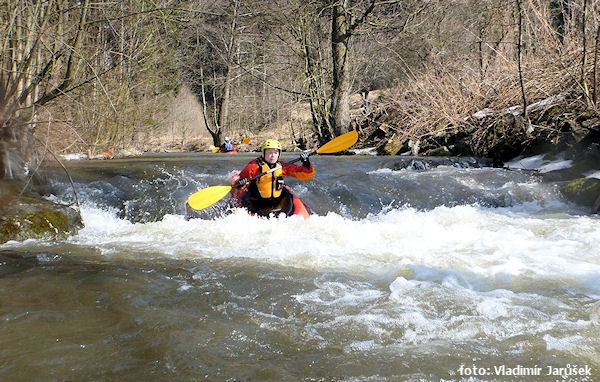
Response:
233,152,315,188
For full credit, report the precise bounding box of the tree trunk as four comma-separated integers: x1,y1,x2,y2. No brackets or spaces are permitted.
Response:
330,0,351,136
581,0,590,104
516,0,528,121
199,66,222,146
217,0,239,144
218,64,233,142
593,23,600,105
300,16,333,143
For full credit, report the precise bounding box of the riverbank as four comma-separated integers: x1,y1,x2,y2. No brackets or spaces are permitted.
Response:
350,90,600,213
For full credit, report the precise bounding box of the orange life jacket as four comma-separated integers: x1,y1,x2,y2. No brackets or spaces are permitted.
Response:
255,158,283,199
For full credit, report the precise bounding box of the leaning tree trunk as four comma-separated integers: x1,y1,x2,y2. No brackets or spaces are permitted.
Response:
198,66,224,147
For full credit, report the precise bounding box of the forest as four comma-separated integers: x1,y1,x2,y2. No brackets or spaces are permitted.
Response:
1,0,599,177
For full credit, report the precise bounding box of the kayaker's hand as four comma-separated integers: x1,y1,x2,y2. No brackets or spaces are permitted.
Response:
300,152,311,168
237,177,250,187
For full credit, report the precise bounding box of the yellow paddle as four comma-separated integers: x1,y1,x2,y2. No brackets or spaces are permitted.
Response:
187,185,232,210
187,130,358,211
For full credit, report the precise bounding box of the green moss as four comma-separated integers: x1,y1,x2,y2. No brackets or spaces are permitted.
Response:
383,138,406,155
0,208,74,243
0,220,20,243
561,178,600,205
24,209,71,235
564,178,594,193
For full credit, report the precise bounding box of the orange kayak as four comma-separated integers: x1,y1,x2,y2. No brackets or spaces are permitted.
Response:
230,175,311,218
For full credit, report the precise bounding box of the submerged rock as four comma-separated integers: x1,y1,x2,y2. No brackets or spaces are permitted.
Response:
0,181,83,244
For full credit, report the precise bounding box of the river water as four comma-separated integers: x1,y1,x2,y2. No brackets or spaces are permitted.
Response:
1,153,599,381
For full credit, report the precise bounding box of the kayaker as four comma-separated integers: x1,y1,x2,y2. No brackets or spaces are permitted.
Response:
236,138,313,213
219,136,235,153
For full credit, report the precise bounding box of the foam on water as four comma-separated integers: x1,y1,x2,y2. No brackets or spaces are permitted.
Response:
504,154,573,173
3,201,600,372
63,202,600,297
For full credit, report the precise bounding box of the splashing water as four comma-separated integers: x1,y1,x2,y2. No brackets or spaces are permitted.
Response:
1,153,599,381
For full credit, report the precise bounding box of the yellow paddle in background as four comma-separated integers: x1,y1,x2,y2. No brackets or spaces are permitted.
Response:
187,130,359,211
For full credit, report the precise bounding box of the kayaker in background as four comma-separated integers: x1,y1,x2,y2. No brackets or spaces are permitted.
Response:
219,136,235,153
236,138,313,214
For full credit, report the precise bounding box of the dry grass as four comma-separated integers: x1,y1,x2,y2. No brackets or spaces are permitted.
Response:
353,31,596,157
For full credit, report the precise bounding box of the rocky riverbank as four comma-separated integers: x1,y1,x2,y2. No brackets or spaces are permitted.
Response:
354,92,600,213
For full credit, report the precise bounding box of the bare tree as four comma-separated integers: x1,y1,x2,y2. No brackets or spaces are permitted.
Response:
258,0,421,143
0,0,183,178
330,0,379,136
76,0,182,154
0,0,91,179
179,0,248,147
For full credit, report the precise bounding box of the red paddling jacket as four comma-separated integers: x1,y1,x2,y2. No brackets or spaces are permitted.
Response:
238,157,314,206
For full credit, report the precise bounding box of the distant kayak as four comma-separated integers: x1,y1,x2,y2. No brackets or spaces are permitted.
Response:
212,147,238,154
212,141,249,154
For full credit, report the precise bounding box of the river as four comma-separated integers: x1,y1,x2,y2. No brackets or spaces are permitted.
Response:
1,152,599,381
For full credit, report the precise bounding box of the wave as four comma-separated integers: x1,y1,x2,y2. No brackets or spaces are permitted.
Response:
23,202,588,296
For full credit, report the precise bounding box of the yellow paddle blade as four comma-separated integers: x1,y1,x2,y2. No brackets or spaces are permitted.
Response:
211,147,220,153
316,130,358,154
187,185,232,211
241,137,251,144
